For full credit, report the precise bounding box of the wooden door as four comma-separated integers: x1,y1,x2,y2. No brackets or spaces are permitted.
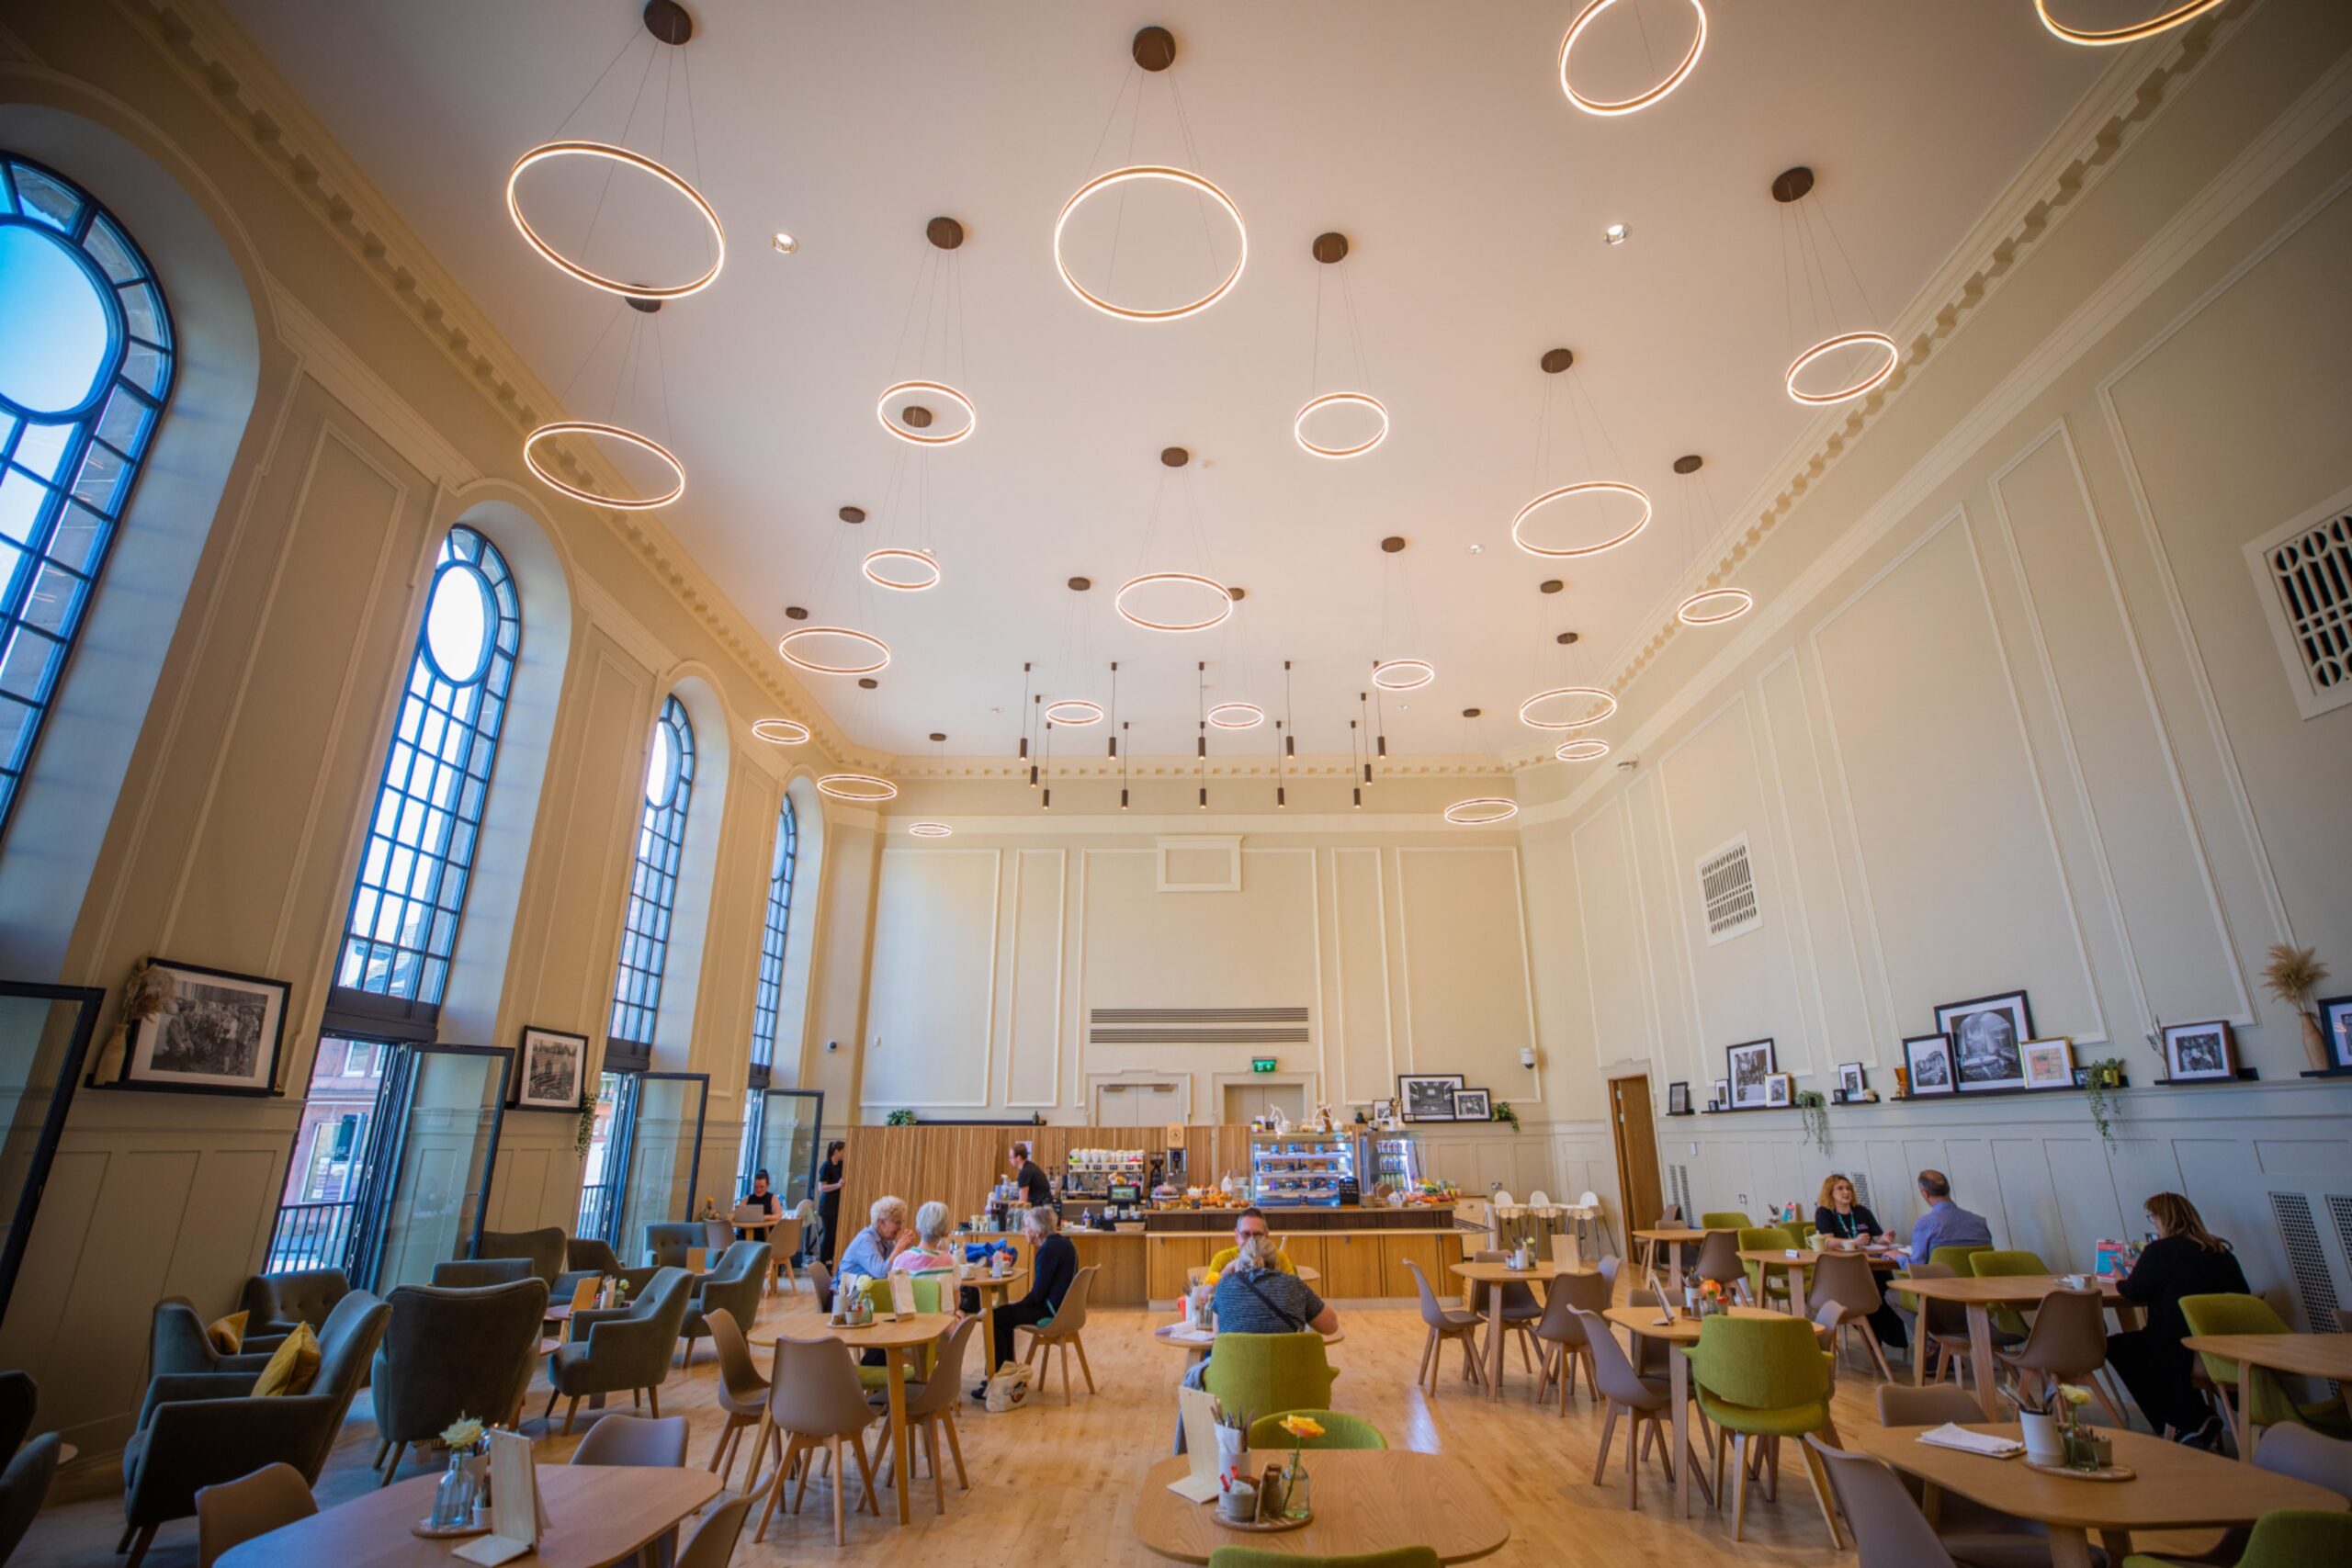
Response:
1609,1074,1665,1240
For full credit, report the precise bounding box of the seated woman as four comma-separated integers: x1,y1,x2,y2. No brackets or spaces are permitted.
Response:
735,1168,779,1241
2109,1191,2246,1447
1813,1173,1905,1348
891,1201,962,1273
1179,1231,1340,1397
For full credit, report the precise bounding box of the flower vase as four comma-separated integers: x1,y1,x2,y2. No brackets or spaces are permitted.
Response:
1284,1450,1312,1519
2020,1411,2064,1466
2301,1012,2331,1073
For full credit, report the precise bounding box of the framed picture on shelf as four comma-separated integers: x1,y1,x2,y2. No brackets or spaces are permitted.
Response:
1764,1072,1794,1110
1903,1032,1956,1097
1710,1077,1728,1111
1725,1039,1776,1110
1396,1073,1464,1122
1372,1098,1396,1125
118,959,288,1097
1452,1088,1493,1122
1667,1081,1691,1115
2162,1021,2237,1082
1837,1062,1867,1099
2317,996,2352,1070
514,1025,588,1110
1935,989,2033,1094
2019,1036,2075,1090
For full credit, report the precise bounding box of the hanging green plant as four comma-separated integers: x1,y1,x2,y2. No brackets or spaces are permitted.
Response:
1795,1089,1830,1152
886,1108,918,1126
1491,1100,1521,1132
574,1093,597,1155
2084,1057,2128,1147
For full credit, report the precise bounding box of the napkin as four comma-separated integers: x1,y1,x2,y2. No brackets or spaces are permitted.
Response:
1918,1423,2024,1458
1163,1323,1215,1345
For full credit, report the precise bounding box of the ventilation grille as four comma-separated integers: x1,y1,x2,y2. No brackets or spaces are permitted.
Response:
2325,1195,2352,1299
1087,1006,1309,1045
2268,1191,2342,1336
1668,1163,1691,1221
1697,836,1761,945
1852,1172,1873,1211
2263,511,2352,702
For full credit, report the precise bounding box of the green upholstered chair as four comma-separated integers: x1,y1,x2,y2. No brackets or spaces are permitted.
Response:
1967,1249,2050,1339
1699,1211,1752,1233
1928,1244,1991,1274
1202,1332,1338,1431
1682,1312,1842,1547
1736,1226,1803,1308
2120,1509,2352,1568
1208,1548,1439,1568
2179,1294,2352,1444
1245,1409,1385,1451
856,1274,945,1391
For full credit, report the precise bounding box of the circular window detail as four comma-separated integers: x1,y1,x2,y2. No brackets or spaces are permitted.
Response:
422,560,496,686
0,219,124,423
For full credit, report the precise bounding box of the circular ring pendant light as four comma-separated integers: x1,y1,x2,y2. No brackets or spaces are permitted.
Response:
1444,796,1520,827
1054,166,1248,322
1510,481,1654,558
861,548,942,592
1371,659,1436,692
1784,330,1899,407
908,821,954,838
1206,701,1265,730
816,773,898,803
750,717,810,746
2035,0,2228,46
1555,738,1611,762
777,626,891,676
1293,391,1390,460
1115,571,1234,633
523,421,686,510
876,379,977,447
1559,0,1709,118
1519,685,1619,731
505,141,725,300
1678,586,1755,626
1043,698,1105,728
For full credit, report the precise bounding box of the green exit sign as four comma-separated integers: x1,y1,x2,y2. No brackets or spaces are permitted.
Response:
1251,1057,1279,1074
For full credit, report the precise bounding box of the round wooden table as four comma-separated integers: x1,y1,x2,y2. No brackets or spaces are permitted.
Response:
1450,1258,1596,1401
752,1313,955,1527
2181,1332,2352,1461
1601,1303,1826,1519
1631,1225,1711,1274
1133,1450,1508,1563
962,1267,1028,1374
216,1464,721,1568
1887,1275,2139,1419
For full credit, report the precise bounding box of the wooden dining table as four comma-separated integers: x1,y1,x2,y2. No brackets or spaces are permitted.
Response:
1133,1450,1509,1562
216,1464,721,1568
963,1266,1027,1371
2180,1332,2352,1461
1602,1303,1827,1520
1886,1274,2141,1419
1452,1258,1597,1401
1632,1225,1712,1275
1853,1421,2347,1568
752,1311,955,1526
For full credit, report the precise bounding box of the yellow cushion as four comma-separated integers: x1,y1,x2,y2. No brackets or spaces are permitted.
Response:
205,1311,247,1356
1209,1246,1296,1276
253,1322,320,1397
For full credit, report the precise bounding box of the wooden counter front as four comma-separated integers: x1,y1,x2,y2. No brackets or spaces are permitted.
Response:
1068,1229,1148,1306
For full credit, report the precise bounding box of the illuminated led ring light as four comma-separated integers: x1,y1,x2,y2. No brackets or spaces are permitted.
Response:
1444,797,1521,827
862,548,942,592
1678,586,1754,626
523,422,686,511
908,821,954,838
1294,392,1390,460
2036,0,2228,46
1784,331,1899,407
876,380,976,447
1054,165,1248,322
1114,572,1234,633
506,141,725,300
1371,659,1436,692
777,626,891,676
1518,685,1619,731
750,717,811,746
1510,481,1653,558
816,773,899,803
1206,702,1266,730
1559,0,1709,118
1043,698,1105,728
1555,738,1611,762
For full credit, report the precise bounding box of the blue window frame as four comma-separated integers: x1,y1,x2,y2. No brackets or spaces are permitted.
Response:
609,695,695,1055
0,153,175,842
747,796,798,1078
332,526,520,1014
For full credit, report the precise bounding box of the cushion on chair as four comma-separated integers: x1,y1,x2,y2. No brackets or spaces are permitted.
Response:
206,1312,247,1355
253,1324,321,1397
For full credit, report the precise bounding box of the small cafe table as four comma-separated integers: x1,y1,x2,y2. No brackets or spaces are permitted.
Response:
753,1312,954,1526
1886,1275,2141,1419
1133,1449,1509,1563
1853,1421,2347,1568
1452,1258,1597,1401
1632,1225,1711,1275
964,1266,1028,1372
1603,1303,1826,1519
2181,1333,2352,1462
217,1464,721,1568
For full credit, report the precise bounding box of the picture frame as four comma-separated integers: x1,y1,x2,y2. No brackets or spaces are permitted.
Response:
1667,1080,1691,1115
1764,1072,1794,1110
2317,995,2352,1071
1709,1077,1729,1111
1902,1032,1957,1097
514,1025,589,1111
2019,1036,2075,1091
1724,1039,1777,1110
1396,1073,1464,1123
2162,1020,2237,1083
118,959,288,1097
1451,1087,1493,1122
1371,1098,1396,1125
1935,989,2034,1094
1836,1062,1867,1100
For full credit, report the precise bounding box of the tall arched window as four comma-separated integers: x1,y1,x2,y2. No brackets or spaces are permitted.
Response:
608,694,695,1066
746,795,797,1087
0,153,175,841
330,525,520,1027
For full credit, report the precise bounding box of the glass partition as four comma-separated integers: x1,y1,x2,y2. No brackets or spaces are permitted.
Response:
614,1072,707,1262
0,983,100,1322
347,1043,511,1292
752,1088,822,1211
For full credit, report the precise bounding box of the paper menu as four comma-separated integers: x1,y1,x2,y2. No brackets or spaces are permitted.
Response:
888,1272,917,1317
452,1429,540,1564
1166,1388,1224,1503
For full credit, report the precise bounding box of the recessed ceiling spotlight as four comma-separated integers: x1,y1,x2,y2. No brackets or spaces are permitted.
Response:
771,231,797,254
1603,223,1629,246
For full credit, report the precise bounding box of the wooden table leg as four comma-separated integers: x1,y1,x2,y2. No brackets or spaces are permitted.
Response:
2046,1524,2097,1568
1485,1302,1505,1401
1670,1335,1692,1518
886,1348,912,1525
979,1289,997,1379
1967,1303,2000,1421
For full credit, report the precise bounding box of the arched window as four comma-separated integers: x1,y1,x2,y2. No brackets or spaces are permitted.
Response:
608,694,695,1066
746,795,797,1087
329,525,520,1029
0,153,175,841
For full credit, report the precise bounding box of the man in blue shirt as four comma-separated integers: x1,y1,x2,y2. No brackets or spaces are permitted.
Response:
1907,1168,1993,1260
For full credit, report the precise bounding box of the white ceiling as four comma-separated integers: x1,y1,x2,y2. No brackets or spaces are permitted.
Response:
220,0,2107,760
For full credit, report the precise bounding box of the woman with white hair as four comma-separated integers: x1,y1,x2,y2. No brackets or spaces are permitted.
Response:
837,1192,910,1283
891,1201,960,1273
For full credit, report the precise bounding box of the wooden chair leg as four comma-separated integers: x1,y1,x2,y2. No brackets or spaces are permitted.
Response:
1730,1435,1751,1541
1624,1410,1639,1510
943,1412,968,1489
373,1439,392,1472
1418,1326,1437,1390
754,1436,793,1541
1864,1330,1896,1384
1059,1342,1073,1405
1800,1436,1845,1549
1073,1333,1096,1393
847,1431,881,1516
1593,1403,1620,1484
561,1396,581,1435
543,1384,560,1422
925,1421,945,1515
646,1383,661,1419
378,1442,405,1486
123,1526,155,1568
117,1525,135,1554
829,1436,846,1547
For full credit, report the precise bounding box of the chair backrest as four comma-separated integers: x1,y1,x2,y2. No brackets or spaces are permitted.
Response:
706,1309,767,1404
703,1218,735,1255
240,1268,350,1330
311,1290,391,1404
1200,1333,1337,1428
1491,1190,1516,1208
1928,1244,1991,1274
1898,1260,1969,1336
1598,1254,1621,1291
2180,1292,2299,1424
1738,1225,1800,1255
194,1461,315,1568
1968,1249,2048,1279
766,1335,875,1438
2250,1423,2352,1503
644,1223,704,1269
1691,1229,1745,1289
2230,1509,2352,1567
374,1279,548,1437
0,1371,35,1458
1806,1438,1957,1568
1806,1251,1884,1317
2009,1288,2108,1377
707,1240,770,1286
1686,1313,1830,1411
1876,1382,1985,1427
807,1259,832,1303
565,1236,624,1276
631,1266,695,1336
430,1258,529,1289
1533,1269,1611,1345
1566,1306,1657,1407
904,1316,982,1420
1400,1258,1458,1330
861,1273,944,1315
674,1488,762,1568
569,1413,689,1467
1206,1547,1438,1568
1244,1410,1387,1450
1047,1264,1097,1333
472,1227,565,1287
1656,1204,1682,1224
1577,1190,1600,1212
0,1434,61,1562
1699,1211,1751,1231
1527,1190,1552,1208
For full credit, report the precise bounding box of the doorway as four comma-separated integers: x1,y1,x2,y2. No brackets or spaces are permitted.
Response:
1607,1073,1664,1246
740,1087,824,1213
1092,1078,1183,1127
1223,1080,1306,1126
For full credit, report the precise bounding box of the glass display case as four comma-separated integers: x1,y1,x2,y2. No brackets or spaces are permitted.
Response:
1250,1130,1353,1207
1359,1130,1422,1191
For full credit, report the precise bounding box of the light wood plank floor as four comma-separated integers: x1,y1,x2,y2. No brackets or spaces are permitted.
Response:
18,1285,2226,1566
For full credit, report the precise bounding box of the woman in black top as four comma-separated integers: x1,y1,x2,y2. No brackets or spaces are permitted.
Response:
980,1204,1078,1390
2109,1191,2247,1445
815,1141,845,1266
736,1169,778,1241
1814,1174,1906,1348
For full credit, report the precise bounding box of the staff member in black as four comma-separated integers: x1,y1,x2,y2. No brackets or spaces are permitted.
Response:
1010,1140,1053,1209
979,1204,1076,1393
2109,1190,2247,1447
814,1140,846,1266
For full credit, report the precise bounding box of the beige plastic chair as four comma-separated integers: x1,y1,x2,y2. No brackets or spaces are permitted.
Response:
752,1335,880,1547
1468,1250,1544,1377
1805,1436,1957,1568
1401,1257,1487,1395
1570,1304,1702,1511
1995,1289,2129,1427
1690,1229,1745,1297
194,1462,316,1568
871,1315,978,1516
569,1412,688,1467
1531,1269,1611,1414
1015,1264,1099,1405
703,1309,770,1487
1806,1251,1897,1382
673,1487,760,1568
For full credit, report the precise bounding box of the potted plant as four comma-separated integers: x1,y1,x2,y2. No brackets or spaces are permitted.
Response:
886,1108,918,1126
1795,1089,1830,1152
1490,1100,1520,1132
2083,1057,2127,1147
2260,944,2332,1073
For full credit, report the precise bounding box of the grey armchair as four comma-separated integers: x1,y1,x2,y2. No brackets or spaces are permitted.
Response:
0,1433,62,1562
543,1266,691,1434
644,1224,704,1269
0,1370,36,1457
559,1236,658,1300
430,1258,530,1289
149,1300,277,1380
370,1279,549,1483
119,1288,389,1567
238,1269,350,1345
474,1226,566,1289
680,1242,771,1366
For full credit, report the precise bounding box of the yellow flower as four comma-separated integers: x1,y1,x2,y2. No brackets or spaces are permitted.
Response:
1278,1415,1325,1441
440,1416,484,1450
2059,1385,2092,1407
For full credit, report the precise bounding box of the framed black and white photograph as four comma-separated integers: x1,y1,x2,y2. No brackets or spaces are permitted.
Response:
1397,1073,1464,1123
1764,1072,1794,1109
1452,1088,1493,1122
2318,996,2352,1071
1935,990,2033,1093
1668,1081,1691,1115
119,960,288,1097
2162,1020,2237,1083
1710,1077,1728,1111
1903,1032,1956,1097
1837,1062,1867,1099
514,1025,588,1110
1724,1039,1776,1110
2020,1036,2075,1091
1372,1098,1397,1124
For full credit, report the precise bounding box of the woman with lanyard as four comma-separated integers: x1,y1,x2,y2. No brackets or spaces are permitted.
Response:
1814,1172,1906,1351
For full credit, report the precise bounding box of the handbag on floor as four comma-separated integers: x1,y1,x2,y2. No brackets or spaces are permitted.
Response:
983,1358,1035,1413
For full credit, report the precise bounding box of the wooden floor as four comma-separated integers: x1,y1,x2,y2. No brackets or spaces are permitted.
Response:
19,1282,2228,1566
